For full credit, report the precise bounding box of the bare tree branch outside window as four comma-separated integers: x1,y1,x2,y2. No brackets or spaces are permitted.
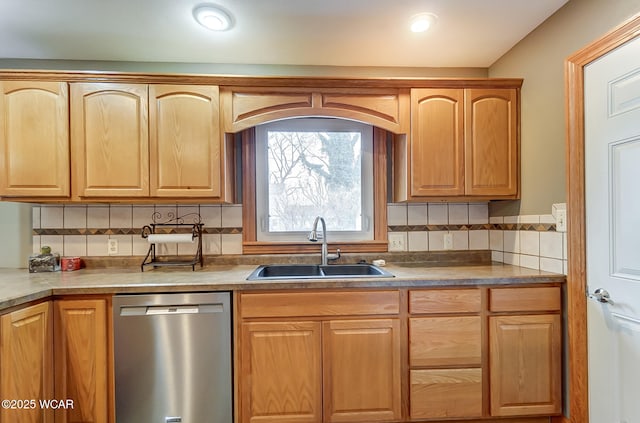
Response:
266,130,362,232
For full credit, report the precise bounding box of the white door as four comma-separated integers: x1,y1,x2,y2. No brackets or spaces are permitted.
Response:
585,35,640,423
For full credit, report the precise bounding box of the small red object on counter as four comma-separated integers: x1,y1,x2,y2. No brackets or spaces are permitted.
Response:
61,256,82,271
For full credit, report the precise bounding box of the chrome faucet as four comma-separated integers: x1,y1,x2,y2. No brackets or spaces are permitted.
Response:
308,216,341,265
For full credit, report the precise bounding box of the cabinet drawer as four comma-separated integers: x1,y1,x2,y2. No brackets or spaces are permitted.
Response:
410,368,482,419
410,316,481,366
409,289,481,314
239,291,399,318
489,287,561,312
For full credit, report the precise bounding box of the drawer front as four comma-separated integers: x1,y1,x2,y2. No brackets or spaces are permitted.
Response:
410,368,483,419
239,291,399,318
410,316,481,366
489,286,561,312
409,289,481,314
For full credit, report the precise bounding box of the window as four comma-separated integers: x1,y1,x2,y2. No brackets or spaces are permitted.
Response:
255,118,374,242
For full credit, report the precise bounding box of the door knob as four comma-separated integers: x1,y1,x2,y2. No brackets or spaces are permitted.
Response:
590,288,615,305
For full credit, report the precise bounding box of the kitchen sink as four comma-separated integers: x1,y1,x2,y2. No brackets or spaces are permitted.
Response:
247,263,394,280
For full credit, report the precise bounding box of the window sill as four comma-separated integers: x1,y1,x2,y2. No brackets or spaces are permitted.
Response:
242,240,388,255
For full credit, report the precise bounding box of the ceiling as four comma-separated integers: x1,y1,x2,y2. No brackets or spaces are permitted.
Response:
0,0,569,68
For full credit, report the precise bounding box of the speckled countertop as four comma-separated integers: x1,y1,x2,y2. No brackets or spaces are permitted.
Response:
0,261,565,311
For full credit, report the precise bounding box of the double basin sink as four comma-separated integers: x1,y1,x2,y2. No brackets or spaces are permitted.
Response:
247,263,394,280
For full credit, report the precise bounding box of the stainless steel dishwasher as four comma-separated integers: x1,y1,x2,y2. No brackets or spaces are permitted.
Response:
113,292,232,423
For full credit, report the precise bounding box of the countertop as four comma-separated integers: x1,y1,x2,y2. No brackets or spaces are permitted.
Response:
0,262,565,311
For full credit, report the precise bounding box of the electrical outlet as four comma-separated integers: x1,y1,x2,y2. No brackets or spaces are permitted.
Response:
443,233,453,250
556,209,567,232
108,239,118,255
388,233,406,252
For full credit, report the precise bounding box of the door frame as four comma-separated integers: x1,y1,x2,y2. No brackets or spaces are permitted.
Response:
564,12,640,423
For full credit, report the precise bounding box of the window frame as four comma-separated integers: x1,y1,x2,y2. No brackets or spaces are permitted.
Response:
254,118,374,243
242,124,389,254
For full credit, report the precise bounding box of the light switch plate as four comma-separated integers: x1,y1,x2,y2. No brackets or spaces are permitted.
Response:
443,233,453,250
108,239,118,255
556,209,567,232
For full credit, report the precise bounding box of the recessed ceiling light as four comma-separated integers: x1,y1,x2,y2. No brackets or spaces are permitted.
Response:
193,4,234,31
409,13,438,33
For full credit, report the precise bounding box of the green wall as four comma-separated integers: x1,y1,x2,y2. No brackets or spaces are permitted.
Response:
489,0,640,216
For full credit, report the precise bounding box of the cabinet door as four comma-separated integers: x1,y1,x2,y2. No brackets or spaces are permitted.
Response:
465,88,518,196
0,81,69,197
240,321,322,423
490,314,561,416
323,319,401,423
409,89,464,196
71,83,149,197
0,302,54,423
149,85,222,198
54,299,109,423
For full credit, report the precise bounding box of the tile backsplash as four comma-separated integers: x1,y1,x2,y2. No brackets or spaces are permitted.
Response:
488,214,567,274
33,204,243,257
32,202,567,275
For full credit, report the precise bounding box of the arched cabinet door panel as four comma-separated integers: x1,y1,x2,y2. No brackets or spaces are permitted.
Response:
71,83,150,198
0,81,70,197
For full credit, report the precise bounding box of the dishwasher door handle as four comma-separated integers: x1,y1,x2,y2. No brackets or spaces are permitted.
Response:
119,303,225,316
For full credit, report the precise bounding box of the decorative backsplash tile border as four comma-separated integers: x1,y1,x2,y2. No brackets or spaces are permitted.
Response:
488,212,567,275
33,204,244,257
31,202,566,276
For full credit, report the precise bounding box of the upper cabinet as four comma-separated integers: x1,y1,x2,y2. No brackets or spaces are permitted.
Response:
0,72,521,204
220,86,410,134
71,83,150,198
465,89,518,196
71,83,232,201
396,86,519,201
149,85,223,198
0,81,70,197
409,89,465,196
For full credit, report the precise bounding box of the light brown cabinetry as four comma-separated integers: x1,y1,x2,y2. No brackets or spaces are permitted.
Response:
408,89,465,196
323,319,401,423
465,89,518,196
71,83,150,198
220,87,410,134
0,81,70,197
489,287,562,417
71,82,231,201
398,87,519,200
408,289,483,419
238,290,401,423
54,298,110,423
240,321,322,423
0,301,54,423
149,85,224,198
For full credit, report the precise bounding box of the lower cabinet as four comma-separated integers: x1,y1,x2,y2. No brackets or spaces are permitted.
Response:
488,287,562,417
0,301,54,423
54,299,110,423
239,287,562,423
408,289,483,420
241,321,323,423
0,298,110,423
323,319,401,423
410,368,482,419
489,314,562,416
238,291,401,423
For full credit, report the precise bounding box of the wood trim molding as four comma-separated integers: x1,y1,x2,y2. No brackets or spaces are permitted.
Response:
564,12,640,423
241,124,389,254
0,70,523,89
241,127,257,245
